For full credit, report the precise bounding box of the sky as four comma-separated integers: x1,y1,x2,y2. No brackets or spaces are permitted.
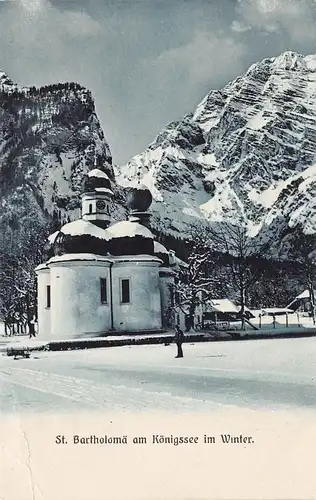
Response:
1,0,316,164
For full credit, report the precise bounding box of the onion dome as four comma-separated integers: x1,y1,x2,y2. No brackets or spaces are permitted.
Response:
82,168,113,195
154,241,170,266
107,220,154,256
52,219,111,256
43,231,59,259
48,231,59,244
126,184,152,212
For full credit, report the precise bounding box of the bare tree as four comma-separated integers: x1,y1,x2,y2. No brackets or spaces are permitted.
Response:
207,221,261,330
287,228,316,324
173,227,222,331
0,221,49,335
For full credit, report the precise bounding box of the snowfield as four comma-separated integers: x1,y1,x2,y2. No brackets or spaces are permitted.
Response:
1,338,316,500
1,336,316,413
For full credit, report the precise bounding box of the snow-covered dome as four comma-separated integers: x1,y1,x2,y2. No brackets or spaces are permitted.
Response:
107,220,154,256
53,219,111,256
108,221,153,239
82,168,113,194
60,219,110,238
43,230,60,259
154,240,170,266
154,241,168,254
48,230,59,244
126,184,152,212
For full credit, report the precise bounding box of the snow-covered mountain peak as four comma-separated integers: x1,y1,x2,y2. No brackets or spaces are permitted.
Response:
116,51,316,256
270,51,304,70
268,51,316,72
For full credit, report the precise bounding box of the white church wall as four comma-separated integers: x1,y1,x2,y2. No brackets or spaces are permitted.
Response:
36,265,51,339
111,257,162,332
48,256,112,339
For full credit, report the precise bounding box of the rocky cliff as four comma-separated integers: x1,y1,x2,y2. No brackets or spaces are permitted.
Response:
0,72,125,236
116,51,316,258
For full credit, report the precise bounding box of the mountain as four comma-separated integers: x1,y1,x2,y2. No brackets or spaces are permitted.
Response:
0,73,126,235
116,51,316,258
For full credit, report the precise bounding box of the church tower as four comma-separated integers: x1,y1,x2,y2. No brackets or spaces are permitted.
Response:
81,167,113,229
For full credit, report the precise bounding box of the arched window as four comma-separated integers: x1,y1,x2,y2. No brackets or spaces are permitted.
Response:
89,203,93,214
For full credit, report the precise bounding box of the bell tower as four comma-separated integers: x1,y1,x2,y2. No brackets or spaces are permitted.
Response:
81,168,113,229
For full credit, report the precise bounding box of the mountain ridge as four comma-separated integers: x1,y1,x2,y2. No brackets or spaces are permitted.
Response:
116,50,316,258
0,73,126,235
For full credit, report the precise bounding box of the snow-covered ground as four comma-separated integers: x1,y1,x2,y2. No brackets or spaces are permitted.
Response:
228,312,316,333
1,336,316,413
1,338,316,500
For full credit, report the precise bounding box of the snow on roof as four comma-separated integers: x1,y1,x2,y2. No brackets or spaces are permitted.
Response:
47,231,59,244
154,241,169,254
47,254,112,264
88,169,109,179
34,263,49,272
46,254,161,265
111,254,162,263
107,221,154,239
296,289,311,300
262,307,294,314
60,219,110,240
95,187,113,194
287,290,316,308
209,299,239,313
173,255,188,268
136,183,151,192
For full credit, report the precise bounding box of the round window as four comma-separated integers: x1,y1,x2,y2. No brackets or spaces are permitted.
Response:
96,200,106,210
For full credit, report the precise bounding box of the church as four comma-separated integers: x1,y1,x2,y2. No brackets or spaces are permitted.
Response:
35,167,176,340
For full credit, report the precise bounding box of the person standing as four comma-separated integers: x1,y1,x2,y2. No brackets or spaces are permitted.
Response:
174,325,184,358
29,317,36,339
